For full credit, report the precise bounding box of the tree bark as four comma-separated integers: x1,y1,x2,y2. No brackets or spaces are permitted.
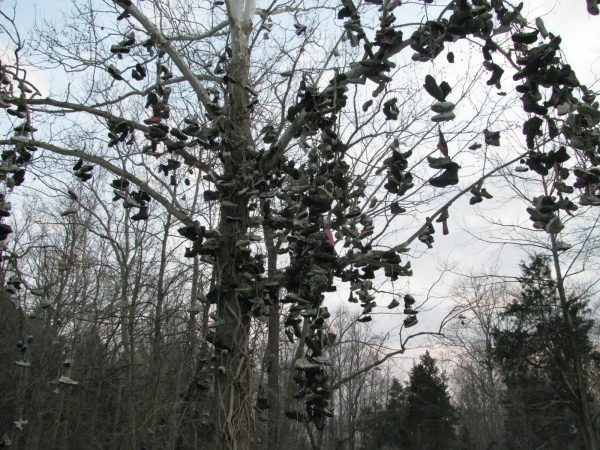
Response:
550,234,599,450
212,14,255,449
264,225,281,450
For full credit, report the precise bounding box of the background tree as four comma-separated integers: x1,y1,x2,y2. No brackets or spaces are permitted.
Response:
445,271,510,450
493,254,599,449
360,377,408,450
404,351,457,450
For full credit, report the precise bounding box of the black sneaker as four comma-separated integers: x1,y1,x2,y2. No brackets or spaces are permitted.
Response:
0,223,13,240
387,298,400,309
131,207,149,221
390,202,406,215
430,163,460,188
403,315,418,328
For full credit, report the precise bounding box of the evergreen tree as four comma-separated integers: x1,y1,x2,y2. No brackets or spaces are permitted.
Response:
404,352,457,450
493,254,599,449
360,378,407,450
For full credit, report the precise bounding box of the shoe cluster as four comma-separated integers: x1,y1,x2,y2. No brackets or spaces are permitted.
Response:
144,85,172,125
574,167,600,205
469,181,493,205
178,221,221,260
374,9,403,53
72,158,94,182
338,0,366,48
2,120,33,192
111,178,151,221
383,140,413,196
1,77,29,120
387,292,419,327
418,219,435,249
286,74,349,122
107,118,134,147
428,154,461,188
0,192,13,248
424,75,455,122
507,14,600,210
287,326,336,430
527,195,570,234
109,31,135,58
402,294,419,328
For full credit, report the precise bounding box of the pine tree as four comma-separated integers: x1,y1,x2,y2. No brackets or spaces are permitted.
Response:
360,378,407,450
493,254,598,449
404,352,457,450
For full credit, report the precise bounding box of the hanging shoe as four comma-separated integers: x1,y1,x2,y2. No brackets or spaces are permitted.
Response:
107,65,124,80
0,204,11,218
0,223,13,240
423,75,446,102
13,419,27,431
383,98,399,120
60,208,78,217
58,375,80,385
555,241,572,251
403,315,418,328
294,357,321,371
545,216,564,234
387,298,400,309
470,195,484,206
429,162,460,188
123,196,142,209
67,188,79,201
390,202,406,215
131,207,149,221
479,188,493,199
484,129,500,146
512,30,539,45
404,294,415,306
427,155,452,169
430,101,455,113
418,231,434,248
431,111,456,122
435,208,449,235
437,128,448,156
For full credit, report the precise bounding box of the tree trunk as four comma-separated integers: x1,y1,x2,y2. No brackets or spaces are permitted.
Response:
151,214,171,449
213,15,254,449
264,225,281,450
550,235,599,450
